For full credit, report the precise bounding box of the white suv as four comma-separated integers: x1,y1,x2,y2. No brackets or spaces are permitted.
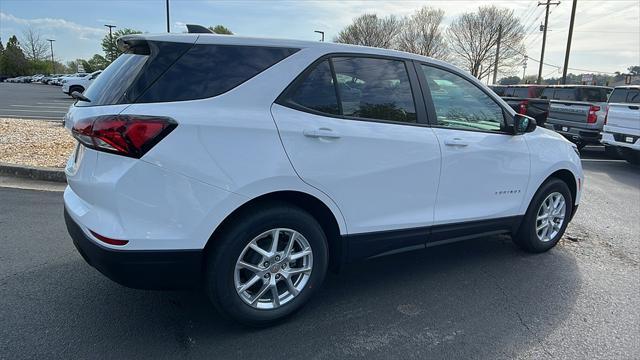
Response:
61,71,101,96
63,31,583,326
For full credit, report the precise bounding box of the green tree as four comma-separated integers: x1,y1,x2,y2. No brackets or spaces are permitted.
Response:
208,25,233,35
87,54,109,71
3,35,29,77
499,76,521,85
101,28,142,62
0,40,5,75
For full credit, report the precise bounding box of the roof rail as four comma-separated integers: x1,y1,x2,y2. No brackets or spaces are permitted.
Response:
186,24,214,34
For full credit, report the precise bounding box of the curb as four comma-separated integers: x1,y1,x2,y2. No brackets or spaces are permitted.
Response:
0,162,67,183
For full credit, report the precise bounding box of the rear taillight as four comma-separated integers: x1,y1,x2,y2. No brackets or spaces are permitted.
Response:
587,105,600,124
72,115,177,158
518,100,528,115
90,230,128,246
603,105,609,125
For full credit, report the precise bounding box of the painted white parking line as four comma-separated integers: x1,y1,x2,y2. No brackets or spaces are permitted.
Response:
0,109,66,113
10,105,70,109
0,114,62,120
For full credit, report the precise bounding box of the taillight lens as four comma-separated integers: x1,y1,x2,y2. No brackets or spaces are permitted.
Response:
587,105,600,124
71,115,177,158
518,100,528,115
89,230,129,246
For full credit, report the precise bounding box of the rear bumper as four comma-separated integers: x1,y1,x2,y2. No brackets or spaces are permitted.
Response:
544,123,601,144
65,207,202,290
601,131,640,151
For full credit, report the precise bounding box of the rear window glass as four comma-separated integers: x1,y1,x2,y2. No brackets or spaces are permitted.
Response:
553,88,576,101
511,88,530,98
78,42,297,106
609,88,640,104
580,88,607,102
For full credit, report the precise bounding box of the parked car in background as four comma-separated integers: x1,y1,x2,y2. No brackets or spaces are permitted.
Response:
601,86,640,164
500,85,549,127
542,85,612,149
63,31,583,326
62,71,101,96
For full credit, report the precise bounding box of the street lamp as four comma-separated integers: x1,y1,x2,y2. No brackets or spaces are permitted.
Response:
314,30,324,42
105,24,117,62
46,39,55,74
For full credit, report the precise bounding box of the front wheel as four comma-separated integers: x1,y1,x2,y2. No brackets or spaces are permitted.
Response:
513,178,573,253
205,204,328,326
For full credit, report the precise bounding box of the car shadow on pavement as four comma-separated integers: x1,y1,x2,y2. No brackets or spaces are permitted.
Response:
2,235,581,359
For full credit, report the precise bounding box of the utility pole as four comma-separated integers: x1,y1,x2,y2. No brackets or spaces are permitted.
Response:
492,25,502,85
46,39,55,74
166,0,170,33
522,55,528,83
562,0,577,84
104,24,116,62
314,30,325,42
537,0,560,84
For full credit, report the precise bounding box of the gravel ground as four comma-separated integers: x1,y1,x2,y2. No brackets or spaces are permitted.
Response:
0,118,74,168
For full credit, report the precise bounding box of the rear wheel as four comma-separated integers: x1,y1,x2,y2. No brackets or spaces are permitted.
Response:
513,178,573,253
619,148,640,165
205,204,328,326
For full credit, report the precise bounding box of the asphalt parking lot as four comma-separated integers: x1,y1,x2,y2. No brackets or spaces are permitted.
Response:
0,148,638,359
0,83,74,121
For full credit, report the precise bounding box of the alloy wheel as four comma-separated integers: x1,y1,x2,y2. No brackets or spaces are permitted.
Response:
234,228,313,310
535,192,566,242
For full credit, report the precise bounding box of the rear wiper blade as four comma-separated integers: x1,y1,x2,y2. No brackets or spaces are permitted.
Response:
71,91,91,103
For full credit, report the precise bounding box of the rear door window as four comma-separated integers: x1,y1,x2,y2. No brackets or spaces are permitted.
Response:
331,57,417,123
286,60,339,115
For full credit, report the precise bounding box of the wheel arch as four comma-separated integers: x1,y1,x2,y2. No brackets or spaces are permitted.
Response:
203,190,345,272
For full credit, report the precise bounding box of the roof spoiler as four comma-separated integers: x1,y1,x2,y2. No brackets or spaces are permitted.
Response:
186,24,214,34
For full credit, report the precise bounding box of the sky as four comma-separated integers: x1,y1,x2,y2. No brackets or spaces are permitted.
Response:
1,0,638,78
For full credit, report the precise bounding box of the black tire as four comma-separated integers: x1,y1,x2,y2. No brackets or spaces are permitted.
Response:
69,86,84,96
513,178,573,253
619,148,640,165
204,203,328,327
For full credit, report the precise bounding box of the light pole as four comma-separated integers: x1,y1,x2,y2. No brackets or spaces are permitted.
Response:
166,0,170,33
314,30,324,42
46,39,55,74
105,24,117,62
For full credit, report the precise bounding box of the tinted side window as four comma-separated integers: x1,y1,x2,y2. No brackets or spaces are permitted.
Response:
421,65,504,132
286,60,339,115
332,57,417,123
138,45,298,103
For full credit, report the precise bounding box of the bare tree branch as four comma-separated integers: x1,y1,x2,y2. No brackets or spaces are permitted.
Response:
334,14,401,49
21,27,49,62
396,7,449,60
446,5,525,80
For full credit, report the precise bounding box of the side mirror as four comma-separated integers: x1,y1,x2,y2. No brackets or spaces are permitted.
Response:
513,113,536,134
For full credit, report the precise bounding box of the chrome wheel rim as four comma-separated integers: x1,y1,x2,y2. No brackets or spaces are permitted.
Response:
536,192,566,242
234,228,313,310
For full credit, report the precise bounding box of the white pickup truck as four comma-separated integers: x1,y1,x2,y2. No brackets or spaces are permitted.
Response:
601,86,640,164
61,71,101,96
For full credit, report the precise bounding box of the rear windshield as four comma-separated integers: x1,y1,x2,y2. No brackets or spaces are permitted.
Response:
511,88,530,98
609,88,640,104
553,88,576,101
579,87,608,102
79,41,298,106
